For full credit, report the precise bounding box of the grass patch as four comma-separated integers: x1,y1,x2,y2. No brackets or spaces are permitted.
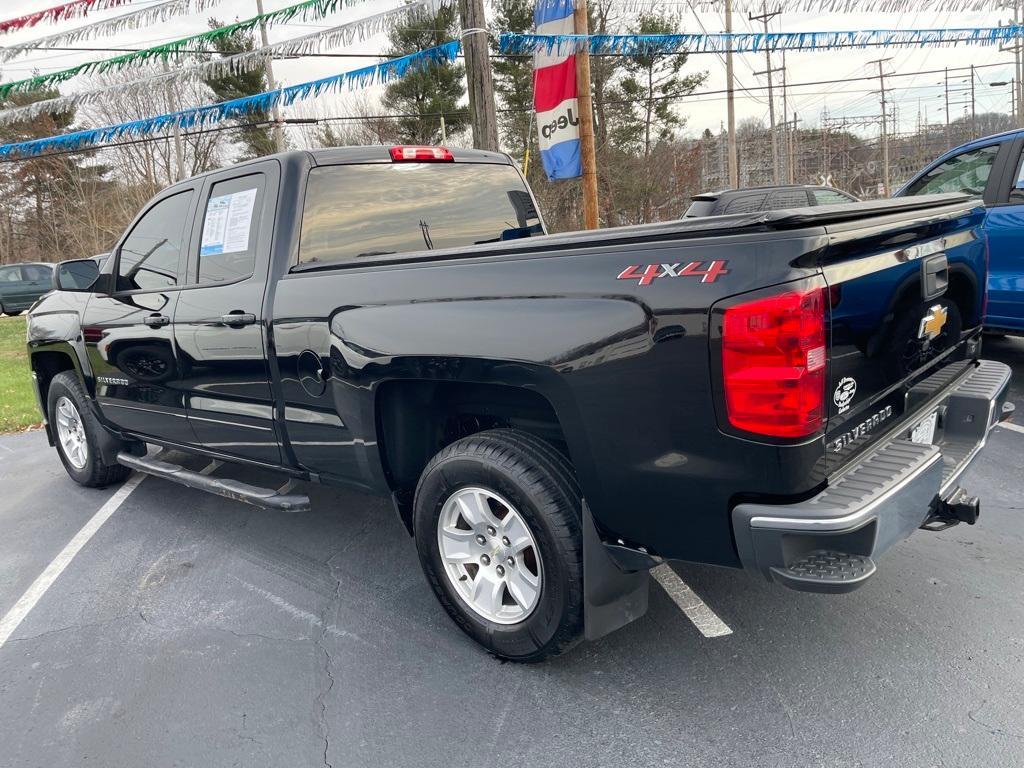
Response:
0,315,40,433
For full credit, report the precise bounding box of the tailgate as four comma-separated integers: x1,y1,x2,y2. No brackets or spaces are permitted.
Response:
821,200,988,476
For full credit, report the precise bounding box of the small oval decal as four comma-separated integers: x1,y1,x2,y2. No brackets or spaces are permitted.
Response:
834,376,857,413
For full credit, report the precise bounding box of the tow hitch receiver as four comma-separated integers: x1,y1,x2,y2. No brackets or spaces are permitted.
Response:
921,487,980,531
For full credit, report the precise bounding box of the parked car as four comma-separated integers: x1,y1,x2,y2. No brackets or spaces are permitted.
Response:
896,129,1024,334
684,184,859,217
0,262,54,316
27,147,1010,660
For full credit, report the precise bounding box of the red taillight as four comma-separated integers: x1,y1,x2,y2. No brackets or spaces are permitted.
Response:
722,287,826,438
389,146,454,162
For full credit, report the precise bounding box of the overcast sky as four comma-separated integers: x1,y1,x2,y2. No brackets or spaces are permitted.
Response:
0,0,1020,142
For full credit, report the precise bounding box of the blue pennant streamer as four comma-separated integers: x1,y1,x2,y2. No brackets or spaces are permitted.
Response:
0,41,462,159
499,25,1024,56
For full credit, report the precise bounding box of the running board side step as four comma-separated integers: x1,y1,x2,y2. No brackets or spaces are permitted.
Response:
116,452,311,513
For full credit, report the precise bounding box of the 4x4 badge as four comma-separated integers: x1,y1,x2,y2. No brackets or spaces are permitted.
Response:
834,377,857,413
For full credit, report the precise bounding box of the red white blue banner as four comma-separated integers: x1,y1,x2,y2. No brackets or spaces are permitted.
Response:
533,0,581,181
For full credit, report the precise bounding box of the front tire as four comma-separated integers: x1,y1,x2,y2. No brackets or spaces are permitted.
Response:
413,429,584,662
47,371,131,487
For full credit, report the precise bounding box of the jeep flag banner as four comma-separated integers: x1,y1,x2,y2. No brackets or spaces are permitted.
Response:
533,0,581,181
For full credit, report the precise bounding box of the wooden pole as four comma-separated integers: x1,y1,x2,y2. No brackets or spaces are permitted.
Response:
725,0,738,188
458,0,499,152
574,0,600,230
255,0,284,152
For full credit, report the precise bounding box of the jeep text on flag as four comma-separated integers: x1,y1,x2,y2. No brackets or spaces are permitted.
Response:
533,0,581,181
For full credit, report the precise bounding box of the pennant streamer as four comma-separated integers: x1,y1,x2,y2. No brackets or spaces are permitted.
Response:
607,0,1024,13
0,42,462,160
0,0,384,63
0,3,428,124
0,0,137,35
0,0,404,95
0,0,225,62
501,26,1024,57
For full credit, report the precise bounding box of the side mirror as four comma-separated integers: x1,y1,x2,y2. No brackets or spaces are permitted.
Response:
54,259,100,292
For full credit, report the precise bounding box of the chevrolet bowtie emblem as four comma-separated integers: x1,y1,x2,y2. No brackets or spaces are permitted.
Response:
918,305,948,341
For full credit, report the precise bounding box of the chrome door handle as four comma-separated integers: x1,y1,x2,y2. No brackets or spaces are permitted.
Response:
217,312,256,327
143,314,170,327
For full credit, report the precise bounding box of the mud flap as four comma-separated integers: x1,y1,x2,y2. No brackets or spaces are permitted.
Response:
582,501,650,641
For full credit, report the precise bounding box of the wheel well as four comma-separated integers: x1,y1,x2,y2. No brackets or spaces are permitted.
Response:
946,269,977,327
377,381,567,529
32,350,76,406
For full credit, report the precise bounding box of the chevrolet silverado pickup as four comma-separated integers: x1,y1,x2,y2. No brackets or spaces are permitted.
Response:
26,146,1012,661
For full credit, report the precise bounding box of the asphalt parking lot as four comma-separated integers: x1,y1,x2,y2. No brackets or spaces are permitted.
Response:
1,337,1023,768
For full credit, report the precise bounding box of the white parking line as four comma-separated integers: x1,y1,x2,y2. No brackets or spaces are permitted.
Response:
997,421,1024,436
651,564,733,638
0,473,145,650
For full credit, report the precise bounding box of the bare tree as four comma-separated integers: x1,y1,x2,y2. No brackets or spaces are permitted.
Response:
79,65,228,209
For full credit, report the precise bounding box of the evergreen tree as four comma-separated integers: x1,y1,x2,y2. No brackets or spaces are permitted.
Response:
382,5,467,144
614,15,706,160
202,19,277,159
613,14,706,222
0,89,111,262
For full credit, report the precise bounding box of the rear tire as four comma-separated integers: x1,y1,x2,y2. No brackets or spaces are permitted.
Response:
47,371,132,488
413,429,584,662
6,309,22,316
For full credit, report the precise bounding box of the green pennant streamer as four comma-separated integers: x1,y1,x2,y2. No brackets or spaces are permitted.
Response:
0,0,386,96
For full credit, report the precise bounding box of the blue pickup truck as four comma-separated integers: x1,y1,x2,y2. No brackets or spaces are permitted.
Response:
896,130,1024,334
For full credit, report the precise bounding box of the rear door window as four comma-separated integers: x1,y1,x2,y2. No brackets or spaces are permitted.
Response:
767,190,812,209
722,194,766,214
903,144,1000,198
812,189,856,205
0,266,22,283
297,163,543,266
197,175,264,285
21,264,51,282
685,199,717,217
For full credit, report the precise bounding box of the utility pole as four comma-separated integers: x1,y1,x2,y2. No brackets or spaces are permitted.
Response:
459,0,499,152
254,0,284,152
970,64,977,139
162,57,185,181
1003,8,1024,128
789,111,798,184
725,0,738,188
781,51,790,183
944,66,951,148
750,4,781,184
574,0,600,229
870,57,893,196
1018,2,1024,126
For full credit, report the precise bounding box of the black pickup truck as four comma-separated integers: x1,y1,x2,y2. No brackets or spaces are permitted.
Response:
27,146,1012,660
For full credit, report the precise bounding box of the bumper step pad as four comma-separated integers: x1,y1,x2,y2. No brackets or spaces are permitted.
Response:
770,550,877,594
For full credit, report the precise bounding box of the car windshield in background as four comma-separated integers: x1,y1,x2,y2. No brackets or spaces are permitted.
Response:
297,163,543,266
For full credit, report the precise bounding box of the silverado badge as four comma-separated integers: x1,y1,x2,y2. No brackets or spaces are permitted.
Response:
918,304,948,341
